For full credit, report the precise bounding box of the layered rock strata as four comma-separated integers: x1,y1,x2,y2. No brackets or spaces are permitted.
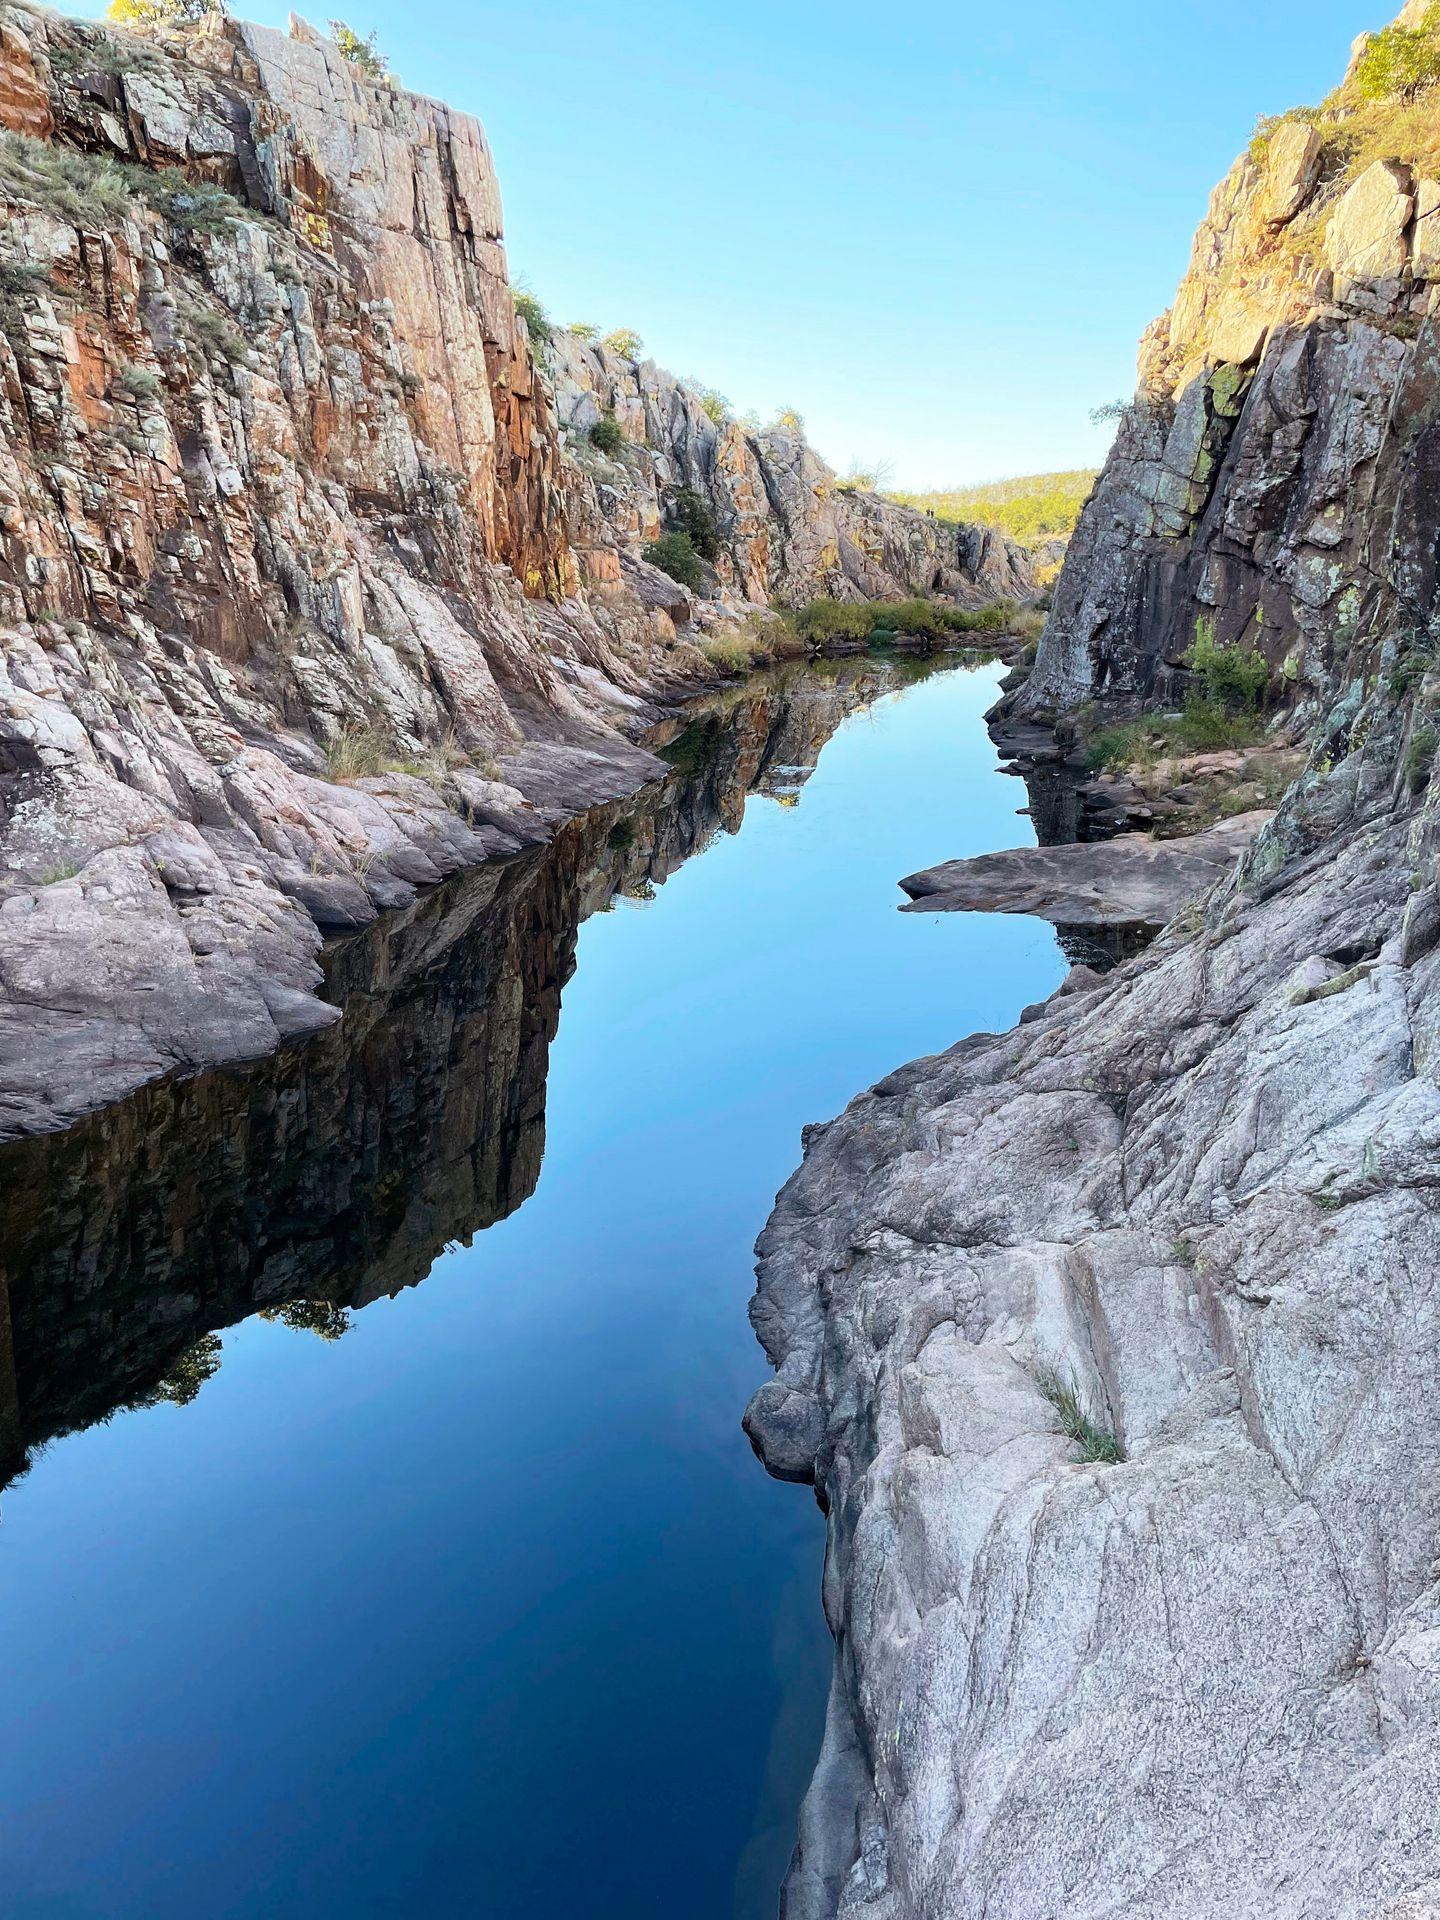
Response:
0,7,1022,1137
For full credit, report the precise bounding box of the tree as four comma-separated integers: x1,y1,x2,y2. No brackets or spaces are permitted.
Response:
643,531,704,590
1353,6,1440,101
330,19,388,78
106,0,223,27
569,321,600,342
772,406,805,435
602,328,644,360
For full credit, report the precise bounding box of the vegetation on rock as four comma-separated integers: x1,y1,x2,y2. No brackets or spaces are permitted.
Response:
588,410,624,455
643,531,705,590
794,596,1017,647
602,328,643,359
887,470,1099,544
329,19,388,78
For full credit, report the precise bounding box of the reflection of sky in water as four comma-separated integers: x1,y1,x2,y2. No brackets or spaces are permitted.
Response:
0,659,1065,1920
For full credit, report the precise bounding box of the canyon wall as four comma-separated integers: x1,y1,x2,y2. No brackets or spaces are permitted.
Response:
748,11,1440,1915
0,5,1020,1139
544,330,1033,611
1021,0,1440,722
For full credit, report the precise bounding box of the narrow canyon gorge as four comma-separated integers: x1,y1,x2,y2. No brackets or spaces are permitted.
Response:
2,4,1440,1918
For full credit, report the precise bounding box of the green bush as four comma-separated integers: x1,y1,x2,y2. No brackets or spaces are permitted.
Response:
792,595,1017,648
695,387,729,425
569,321,599,342
1354,6,1440,102
670,487,720,561
643,531,705,591
513,289,551,344
602,328,643,359
1188,616,1268,709
179,301,247,366
589,410,624,455
132,165,243,235
329,20,389,79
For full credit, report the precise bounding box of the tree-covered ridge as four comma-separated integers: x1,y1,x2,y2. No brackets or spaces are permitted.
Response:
885,469,1098,544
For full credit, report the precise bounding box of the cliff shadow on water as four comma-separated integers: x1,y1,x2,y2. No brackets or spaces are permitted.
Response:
0,655,937,1492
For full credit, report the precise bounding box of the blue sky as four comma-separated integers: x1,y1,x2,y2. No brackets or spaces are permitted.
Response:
83,0,1378,484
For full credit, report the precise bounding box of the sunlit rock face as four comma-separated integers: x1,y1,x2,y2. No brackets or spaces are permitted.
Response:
543,330,1035,611
0,655,896,1486
1020,13,1440,723
0,9,1027,1138
0,4,715,1134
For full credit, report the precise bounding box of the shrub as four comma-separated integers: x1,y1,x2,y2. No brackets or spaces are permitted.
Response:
1172,692,1263,751
589,410,624,455
1353,6,1440,102
643,531,705,591
1188,615,1268,709
329,19,388,78
0,258,51,324
602,328,643,359
791,596,1017,648
669,487,720,561
695,386,729,425
1035,1364,1125,1465
117,360,161,399
106,0,222,26
132,165,243,235
771,406,805,434
568,321,599,342
513,289,551,344
179,301,247,365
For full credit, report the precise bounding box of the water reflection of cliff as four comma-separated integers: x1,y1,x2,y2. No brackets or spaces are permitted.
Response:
0,656,923,1483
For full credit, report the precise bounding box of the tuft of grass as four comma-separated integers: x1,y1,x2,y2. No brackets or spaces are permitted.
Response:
117,360,161,400
324,725,390,782
37,860,79,885
1035,1364,1125,1465
1406,724,1437,792
699,632,753,673
178,301,248,367
0,132,133,228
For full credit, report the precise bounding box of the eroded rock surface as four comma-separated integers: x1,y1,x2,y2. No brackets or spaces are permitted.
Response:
748,716,1440,1917
899,811,1270,930
0,8,1022,1135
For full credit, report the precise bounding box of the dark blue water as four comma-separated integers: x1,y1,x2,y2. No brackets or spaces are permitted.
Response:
0,656,1063,1920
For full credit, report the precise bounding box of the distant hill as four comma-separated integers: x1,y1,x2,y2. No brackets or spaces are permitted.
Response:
886,470,1098,546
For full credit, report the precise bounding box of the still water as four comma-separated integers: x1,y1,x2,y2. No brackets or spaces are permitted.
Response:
0,654,1065,1920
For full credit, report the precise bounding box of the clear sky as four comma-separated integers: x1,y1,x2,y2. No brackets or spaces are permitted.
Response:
80,0,1381,485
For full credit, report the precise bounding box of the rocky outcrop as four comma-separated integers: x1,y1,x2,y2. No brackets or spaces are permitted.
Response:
898,809,1271,930
543,330,1034,610
0,8,1029,1139
0,4,712,1135
747,642,1440,1916
1019,11,1440,721
747,11,1440,1915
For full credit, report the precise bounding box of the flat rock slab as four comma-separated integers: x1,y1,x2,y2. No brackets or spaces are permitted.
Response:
900,811,1272,928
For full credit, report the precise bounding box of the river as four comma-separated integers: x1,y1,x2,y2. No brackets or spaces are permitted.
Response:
0,653,1066,1920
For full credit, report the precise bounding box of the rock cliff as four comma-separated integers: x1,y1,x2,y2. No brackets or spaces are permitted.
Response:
0,5,1020,1139
1020,1,1440,722
747,11,1440,1915
543,329,1034,612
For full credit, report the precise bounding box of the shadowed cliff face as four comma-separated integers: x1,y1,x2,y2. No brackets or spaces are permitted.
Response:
0,656,906,1484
